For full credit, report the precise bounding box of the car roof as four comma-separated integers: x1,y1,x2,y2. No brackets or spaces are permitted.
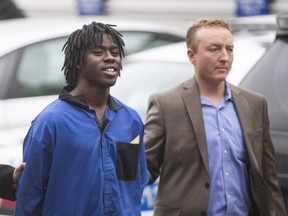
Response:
124,41,189,63
0,17,185,56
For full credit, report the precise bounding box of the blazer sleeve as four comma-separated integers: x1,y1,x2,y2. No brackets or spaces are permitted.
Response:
144,93,166,184
261,99,287,215
0,164,16,201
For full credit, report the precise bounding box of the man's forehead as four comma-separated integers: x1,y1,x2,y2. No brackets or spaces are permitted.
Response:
90,34,116,45
89,42,119,49
197,26,231,34
197,27,233,40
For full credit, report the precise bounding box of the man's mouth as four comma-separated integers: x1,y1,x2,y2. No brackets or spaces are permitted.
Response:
216,67,228,72
104,67,117,75
106,68,115,72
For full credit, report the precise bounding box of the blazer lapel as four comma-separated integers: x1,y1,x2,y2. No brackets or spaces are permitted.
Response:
230,84,260,171
182,78,210,173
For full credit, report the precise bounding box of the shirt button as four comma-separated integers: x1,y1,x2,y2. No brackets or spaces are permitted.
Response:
224,150,228,154
205,182,210,189
225,172,229,176
227,194,231,198
221,128,225,132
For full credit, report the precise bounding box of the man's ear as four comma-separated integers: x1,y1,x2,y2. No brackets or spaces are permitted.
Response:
187,48,196,65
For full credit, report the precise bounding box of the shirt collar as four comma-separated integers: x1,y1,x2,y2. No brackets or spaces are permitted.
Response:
58,86,122,111
224,81,233,102
200,81,233,105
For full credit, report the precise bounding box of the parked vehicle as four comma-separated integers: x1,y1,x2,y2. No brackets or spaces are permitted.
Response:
239,14,288,206
115,33,272,120
0,17,184,215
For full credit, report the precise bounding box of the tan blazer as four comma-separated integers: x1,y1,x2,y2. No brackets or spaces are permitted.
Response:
144,78,287,216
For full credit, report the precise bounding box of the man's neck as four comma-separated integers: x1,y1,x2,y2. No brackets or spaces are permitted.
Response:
196,77,226,106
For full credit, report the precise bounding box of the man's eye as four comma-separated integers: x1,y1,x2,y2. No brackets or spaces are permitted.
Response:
111,50,119,56
94,51,103,55
208,47,218,52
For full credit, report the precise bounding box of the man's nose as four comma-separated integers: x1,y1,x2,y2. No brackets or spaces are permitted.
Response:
220,49,231,61
104,51,115,61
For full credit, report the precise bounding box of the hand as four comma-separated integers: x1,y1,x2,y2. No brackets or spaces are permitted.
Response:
13,162,26,190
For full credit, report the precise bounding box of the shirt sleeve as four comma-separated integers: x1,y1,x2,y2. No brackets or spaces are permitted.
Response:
14,129,52,215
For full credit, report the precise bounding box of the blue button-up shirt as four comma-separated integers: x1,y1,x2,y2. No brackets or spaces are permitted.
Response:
201,83,252,216
15,88,149,216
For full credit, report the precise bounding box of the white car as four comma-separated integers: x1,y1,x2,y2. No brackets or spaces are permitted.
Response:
0,15,280,214
115,33,274,120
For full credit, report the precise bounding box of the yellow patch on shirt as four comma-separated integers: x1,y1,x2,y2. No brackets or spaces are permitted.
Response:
130,135,140,144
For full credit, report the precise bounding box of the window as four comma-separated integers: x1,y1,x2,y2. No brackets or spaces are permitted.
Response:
122,32,184,55
0,52,18,99
15,37,67,98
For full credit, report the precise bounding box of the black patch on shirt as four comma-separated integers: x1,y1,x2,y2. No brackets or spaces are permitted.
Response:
116,142,140,180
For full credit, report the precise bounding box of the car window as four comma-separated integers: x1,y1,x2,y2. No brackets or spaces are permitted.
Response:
1,31,183,100
15,37,67,98
0,52,19,99
122,32,184,55
0,55,8,83
111,61,193,120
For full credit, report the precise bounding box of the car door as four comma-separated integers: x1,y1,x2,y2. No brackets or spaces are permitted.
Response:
239,37,288,205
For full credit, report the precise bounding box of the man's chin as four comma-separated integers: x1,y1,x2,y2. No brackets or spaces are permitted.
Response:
99,81,117,89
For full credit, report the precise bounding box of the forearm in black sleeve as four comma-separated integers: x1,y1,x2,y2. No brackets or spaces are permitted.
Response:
0,164,16,201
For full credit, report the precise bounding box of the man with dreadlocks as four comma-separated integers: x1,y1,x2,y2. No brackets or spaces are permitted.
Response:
15,21,149,215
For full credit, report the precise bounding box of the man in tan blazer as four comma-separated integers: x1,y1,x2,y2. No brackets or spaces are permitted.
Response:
144,19,287,216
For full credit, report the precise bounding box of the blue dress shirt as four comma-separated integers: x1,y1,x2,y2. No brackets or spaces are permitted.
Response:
201,83,252,216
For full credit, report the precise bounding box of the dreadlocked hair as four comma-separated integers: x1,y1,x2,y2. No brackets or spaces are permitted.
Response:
61,21,125,88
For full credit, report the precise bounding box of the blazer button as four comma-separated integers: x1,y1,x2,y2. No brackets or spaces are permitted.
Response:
201,211,207,216
205,182,210,189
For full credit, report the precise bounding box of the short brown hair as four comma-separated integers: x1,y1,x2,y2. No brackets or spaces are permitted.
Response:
186,19,231,52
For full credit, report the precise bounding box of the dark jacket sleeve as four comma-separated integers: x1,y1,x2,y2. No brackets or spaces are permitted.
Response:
0,164,16,201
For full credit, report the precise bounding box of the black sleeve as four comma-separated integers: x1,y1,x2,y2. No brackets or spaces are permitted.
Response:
0,164,16,201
